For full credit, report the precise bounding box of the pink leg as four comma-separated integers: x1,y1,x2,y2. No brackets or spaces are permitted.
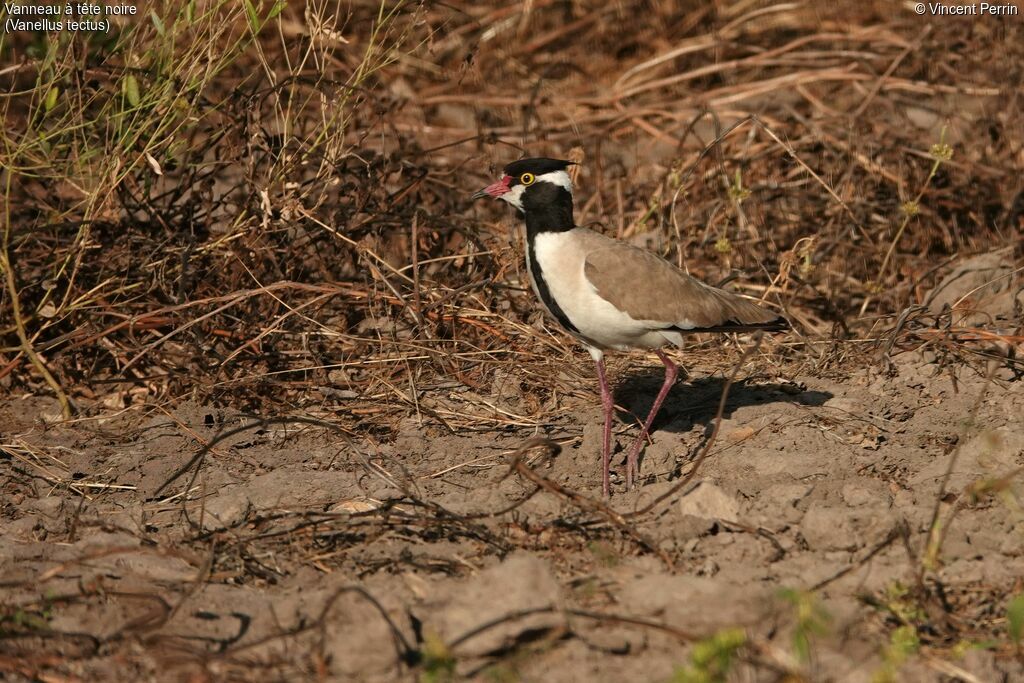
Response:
625,349,678,489
594,356,614,498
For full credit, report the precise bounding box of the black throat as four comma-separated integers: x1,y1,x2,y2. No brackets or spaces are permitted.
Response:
521,182,580,334
522,183,575,240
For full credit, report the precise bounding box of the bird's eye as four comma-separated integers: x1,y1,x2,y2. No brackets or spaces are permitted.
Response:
520,173,535,185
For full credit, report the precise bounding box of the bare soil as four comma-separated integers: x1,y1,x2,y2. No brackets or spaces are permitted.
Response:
4,335,1024,681
3,2,1024,681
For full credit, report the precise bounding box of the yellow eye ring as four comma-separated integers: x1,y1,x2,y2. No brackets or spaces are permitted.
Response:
520,172,535,185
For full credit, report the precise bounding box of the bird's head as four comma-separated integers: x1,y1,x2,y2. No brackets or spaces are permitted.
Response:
472,158,575,213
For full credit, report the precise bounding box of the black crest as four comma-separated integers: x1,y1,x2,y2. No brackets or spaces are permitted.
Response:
504,158,575,177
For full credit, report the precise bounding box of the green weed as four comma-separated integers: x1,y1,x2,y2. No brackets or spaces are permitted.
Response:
419,628,456,683
778,588,830,664
871,625,919,683
668,627,746,683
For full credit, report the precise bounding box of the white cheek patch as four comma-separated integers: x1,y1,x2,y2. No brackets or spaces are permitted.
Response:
500,183,527,211
535,170,573,196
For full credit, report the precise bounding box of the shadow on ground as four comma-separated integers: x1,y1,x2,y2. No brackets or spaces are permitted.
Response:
615,371,833,433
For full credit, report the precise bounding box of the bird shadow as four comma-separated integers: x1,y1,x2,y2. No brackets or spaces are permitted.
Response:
615,371,832,439
611,372,832,480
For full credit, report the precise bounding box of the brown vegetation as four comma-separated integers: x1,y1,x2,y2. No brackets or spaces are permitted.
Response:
2,1,1023,681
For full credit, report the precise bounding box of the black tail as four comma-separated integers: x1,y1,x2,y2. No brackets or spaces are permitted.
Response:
672,315,790,335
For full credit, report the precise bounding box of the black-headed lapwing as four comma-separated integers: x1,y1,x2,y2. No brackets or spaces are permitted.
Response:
473,158,788,496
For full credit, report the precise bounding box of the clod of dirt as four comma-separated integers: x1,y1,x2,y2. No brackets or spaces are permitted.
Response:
840,482,891,508
319,583,414,680
676,480,740,521
925,250,1024,325
745,482,814,527
617,571,769,634
909,426,1024,494
800,499,897,552
105,551,199,584
639,429,691,477
489,367,528,413
202,469,358,530
415,552,563,659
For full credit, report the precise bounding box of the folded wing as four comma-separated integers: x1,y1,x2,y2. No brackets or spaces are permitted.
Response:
583,243,787,333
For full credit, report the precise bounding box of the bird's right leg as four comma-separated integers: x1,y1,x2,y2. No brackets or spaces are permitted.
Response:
594,354,614,498
624,349,678,488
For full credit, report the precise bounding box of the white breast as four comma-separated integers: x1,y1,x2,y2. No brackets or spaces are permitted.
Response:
529,230,673,351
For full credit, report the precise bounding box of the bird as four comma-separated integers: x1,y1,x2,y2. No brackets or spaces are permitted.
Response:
472,157,788,496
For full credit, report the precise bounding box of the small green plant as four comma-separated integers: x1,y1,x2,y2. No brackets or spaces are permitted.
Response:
669,628,746,683
877,581,927,626
0,602,53,635
796,236,817,278
711,169,751,265
779,588,830,663
859,127,953,315
900,200,919,217
586,540,621,568
1007,593,1024,647
872,625,919,683
419,628,456,683
918,392,998,581
726,170,751,204
921,516,945,572
482,663,520,683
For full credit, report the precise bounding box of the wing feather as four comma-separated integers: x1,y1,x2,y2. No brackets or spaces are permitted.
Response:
583,242,785,330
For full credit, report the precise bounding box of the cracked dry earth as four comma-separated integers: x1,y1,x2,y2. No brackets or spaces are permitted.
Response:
3,349,1024,681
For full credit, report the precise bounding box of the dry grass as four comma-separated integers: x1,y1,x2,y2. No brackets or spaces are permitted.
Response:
2,0,1020,429
2,1,1024,680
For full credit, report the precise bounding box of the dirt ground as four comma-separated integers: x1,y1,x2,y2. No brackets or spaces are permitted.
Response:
4,321,1024,681
4,1,1024,681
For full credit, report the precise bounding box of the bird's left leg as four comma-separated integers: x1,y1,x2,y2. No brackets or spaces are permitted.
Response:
591,348,614,498
624,349,677,489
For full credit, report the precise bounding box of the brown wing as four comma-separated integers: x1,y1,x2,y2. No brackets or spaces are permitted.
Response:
583,242,785,331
